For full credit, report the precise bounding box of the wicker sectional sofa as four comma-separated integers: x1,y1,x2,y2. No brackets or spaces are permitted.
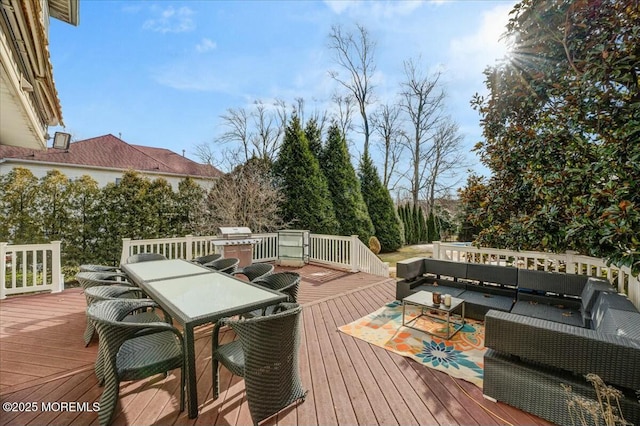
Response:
395,258,640,425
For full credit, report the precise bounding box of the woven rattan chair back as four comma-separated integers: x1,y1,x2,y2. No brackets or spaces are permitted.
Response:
76,271,135,346
193,253,222,264
253,272,301,303
124,253,167,264
79,264,120,273
212,303,307,425
233,263,275,282
204,257,240,274
87,300,185,426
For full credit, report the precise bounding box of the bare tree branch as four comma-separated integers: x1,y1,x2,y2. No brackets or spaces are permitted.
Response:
399,56,445,204
328,23,376,155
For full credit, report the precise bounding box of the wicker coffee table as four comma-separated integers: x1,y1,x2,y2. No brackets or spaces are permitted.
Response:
402,290,465,339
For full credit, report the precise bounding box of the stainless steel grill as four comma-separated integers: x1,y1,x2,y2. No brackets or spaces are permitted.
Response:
213,227,260,267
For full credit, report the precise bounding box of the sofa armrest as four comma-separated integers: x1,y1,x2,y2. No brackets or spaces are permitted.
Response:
396,257,426,281
484,310,640,391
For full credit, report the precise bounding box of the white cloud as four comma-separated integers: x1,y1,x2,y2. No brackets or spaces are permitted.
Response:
143,6,195,33
196,38,217,53
324,0,424,19
446,3,514,80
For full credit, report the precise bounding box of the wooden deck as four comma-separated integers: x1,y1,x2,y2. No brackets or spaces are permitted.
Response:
0,264,552,426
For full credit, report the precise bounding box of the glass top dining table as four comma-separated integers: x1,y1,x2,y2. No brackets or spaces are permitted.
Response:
120,258,287,419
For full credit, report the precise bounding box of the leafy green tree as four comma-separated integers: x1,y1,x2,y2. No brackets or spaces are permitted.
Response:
274,115,339,234
467,0,640,274
174,177,206,235
359,152,402,252
65,175,101,265
305,118,324,161
94,171,153,264
418,205,428,242
145,178,176,238
36,170,73,243
427,211,440,243
320,123,374,241
0,167,39,243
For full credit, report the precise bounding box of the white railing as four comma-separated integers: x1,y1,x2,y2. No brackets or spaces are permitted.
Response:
432,241,640,309
352,236,390,277
253,233,278,262
307,234,389,276
121,233,389,278
309,234,354,271
1,241,63,299
121,233,279,265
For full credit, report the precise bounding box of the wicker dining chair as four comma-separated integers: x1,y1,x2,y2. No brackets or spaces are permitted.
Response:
212,303,307,426
79,264,121,273
232,263,274,282
84,285,166,385
204,257,240,274
87,299,185,426
192,253,222,265
124,253,167,264
76,272,152,347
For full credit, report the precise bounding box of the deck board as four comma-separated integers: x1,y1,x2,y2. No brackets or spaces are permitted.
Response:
0,264,553,426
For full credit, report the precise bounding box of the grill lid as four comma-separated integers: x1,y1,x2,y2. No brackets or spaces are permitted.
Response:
218,226,252,237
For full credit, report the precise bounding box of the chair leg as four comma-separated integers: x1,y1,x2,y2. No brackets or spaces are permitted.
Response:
94,345,105,386
180,361,186,412
98,370,120,426
212,358,220,399
84,321,95,347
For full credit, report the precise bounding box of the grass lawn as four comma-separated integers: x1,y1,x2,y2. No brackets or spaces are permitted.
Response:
379,244,434,270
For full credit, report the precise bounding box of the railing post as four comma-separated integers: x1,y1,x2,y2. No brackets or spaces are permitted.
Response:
350,235,359,273
186,235,193,260
565,250,578,274
121,238,131,265
1,242,7,300
433,241,441,259
51,241,63,293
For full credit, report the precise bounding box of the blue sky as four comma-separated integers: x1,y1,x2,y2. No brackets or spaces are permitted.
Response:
49,0,516,189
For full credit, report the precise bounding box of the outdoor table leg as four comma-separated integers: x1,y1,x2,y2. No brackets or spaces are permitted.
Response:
185,324,198,418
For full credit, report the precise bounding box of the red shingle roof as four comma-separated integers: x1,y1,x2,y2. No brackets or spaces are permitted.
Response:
0,134,222,178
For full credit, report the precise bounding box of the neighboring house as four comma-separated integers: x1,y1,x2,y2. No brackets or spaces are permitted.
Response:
0,133,223,189
0,0,79,150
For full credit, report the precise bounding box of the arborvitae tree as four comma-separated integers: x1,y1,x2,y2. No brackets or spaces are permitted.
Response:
396,205,407,241
274,115,339,234
174,177,206,235
305,118,324,161
358,152,402,252
320,123,374,241
418,205,428,243
65,175,100,265
0,167,40,244
36,170,71,243
146,178,176,238
413,203,422,243
94,170,153,264
427,211,440,243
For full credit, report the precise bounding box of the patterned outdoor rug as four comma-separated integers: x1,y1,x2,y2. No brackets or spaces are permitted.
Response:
338,300,486,387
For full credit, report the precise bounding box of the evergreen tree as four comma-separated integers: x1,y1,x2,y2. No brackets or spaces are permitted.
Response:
305,118,324,160
274,115,339,234
358,152,402,252
0,167,40,244
320,123,374,241
427,211,440,243
412,204,422,243
418,205,428,243
36,170,72,243
66,175,100,265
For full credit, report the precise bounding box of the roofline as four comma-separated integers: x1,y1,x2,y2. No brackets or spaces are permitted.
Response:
50,0,80,26
0,158,218,181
